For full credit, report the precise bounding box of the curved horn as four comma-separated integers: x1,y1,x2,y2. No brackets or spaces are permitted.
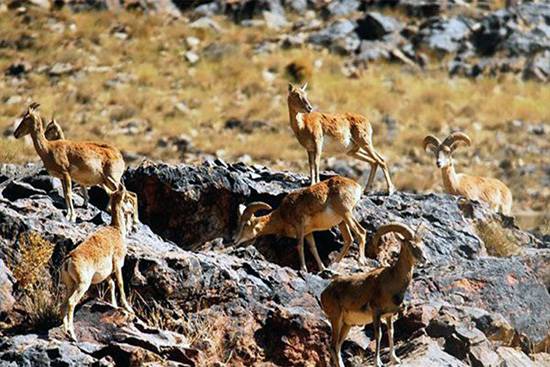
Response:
239,202,272,223
442,132,471,151
423,135,441,153
371,222,415,250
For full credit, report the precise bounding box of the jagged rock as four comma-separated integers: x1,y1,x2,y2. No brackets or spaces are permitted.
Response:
0,259,15,320
356,12,403,41
399,0,448,18
321,0,360,18
4,61,31,77
0,334,98,366
21,174,61,193
124,161,540,268
417,17,472,54
495,346,538,367
307,19,360,54
524,50,550,82
1,162,549,366
2,180,47,201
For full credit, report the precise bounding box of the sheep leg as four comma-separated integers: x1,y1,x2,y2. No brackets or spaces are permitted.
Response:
297,227,307,272
334,222,353,263
361,145,395,195
66,280,91,341
61,277,75,335
313,147,322,184
80,186,89,207
62,173,76,222
349,151,378,191
373,312,383,367
108,278,117,308
330,313,345,367
386,315,401,364
307,151,315,186
114,266,133,313
342,213,367,265
336,323,351,366
305,233,325,272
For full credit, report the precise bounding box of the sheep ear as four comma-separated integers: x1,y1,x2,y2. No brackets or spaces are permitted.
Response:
238,204,246,216
288,83,294,92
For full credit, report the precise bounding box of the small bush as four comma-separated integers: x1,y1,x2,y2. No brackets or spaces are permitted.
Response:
9,232,62,331
285,58,313,85
11,232,54,289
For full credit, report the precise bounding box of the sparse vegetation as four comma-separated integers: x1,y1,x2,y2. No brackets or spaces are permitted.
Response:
475,220,522,257
8,232,62,331
131,290,242,365
0,9,548,230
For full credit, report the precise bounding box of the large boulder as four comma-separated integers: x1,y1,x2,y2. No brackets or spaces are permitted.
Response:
123,161,539,269
416,17,472,54
307,19,360,55
356,12,403,41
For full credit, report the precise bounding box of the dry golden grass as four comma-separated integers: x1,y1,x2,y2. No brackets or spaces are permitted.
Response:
10,232,54,289
7,232,62,331
0,10,548,228
130,291,242,365
475,220,522,257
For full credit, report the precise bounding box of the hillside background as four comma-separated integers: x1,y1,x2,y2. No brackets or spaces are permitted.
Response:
0,1,548,229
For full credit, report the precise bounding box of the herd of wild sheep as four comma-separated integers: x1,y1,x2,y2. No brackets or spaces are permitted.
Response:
13,84,512,367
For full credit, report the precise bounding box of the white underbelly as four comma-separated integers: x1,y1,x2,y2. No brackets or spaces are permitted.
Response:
70,161,104,186
304,207,342,232
91,260,114,284
323,134,352,154
343,310,373,326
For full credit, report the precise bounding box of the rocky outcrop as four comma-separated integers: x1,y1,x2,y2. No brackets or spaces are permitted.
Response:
7,0,549,80
0,161,549,366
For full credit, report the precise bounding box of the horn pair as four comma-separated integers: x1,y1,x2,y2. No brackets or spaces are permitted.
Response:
423,132,471,152
239,202,272,223
371,222,415,251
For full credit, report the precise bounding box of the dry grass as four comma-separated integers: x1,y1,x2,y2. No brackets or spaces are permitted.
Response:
10,232,55,289
0,10,548,228
7,232,62,331
475,220,522,257
130,291,242,365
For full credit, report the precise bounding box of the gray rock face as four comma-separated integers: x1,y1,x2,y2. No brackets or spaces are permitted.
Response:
417,17,472,54
308,19,360,55
356,12,403,41
1,162,549,365
124,161,538,268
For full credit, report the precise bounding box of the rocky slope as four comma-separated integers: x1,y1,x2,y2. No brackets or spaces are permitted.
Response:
0,160,549,366
9,0,550,81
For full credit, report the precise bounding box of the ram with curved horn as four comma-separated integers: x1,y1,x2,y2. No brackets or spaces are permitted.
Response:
320,222,426,367
423,132,512,215
234,173,371,272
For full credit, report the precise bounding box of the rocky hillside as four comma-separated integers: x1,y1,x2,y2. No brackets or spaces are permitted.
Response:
8,0,549,80
0,161,549,366
1,0,549,234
